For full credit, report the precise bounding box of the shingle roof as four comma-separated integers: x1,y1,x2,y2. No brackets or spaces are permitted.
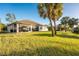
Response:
8,19,48,26
16,20,43,26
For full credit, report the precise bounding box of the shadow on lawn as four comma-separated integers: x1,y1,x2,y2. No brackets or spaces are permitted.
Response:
33,33,51,37
33,33,79,39
57,34,79,39
1,46,79,56
34,46,79,56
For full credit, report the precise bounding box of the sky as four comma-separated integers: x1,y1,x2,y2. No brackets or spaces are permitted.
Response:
0,3,79,25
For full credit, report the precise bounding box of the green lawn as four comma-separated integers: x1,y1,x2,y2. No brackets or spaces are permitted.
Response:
0,31,79,56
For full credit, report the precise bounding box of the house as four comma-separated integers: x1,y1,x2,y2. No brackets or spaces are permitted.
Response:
7,20,48,32
73,20,79,28
72,20,79,33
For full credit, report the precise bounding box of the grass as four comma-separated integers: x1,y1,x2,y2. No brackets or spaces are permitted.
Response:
0,31,79,56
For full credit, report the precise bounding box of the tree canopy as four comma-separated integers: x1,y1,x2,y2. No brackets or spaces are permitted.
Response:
38,3,63,36
0,23,5,32
6,13,16,23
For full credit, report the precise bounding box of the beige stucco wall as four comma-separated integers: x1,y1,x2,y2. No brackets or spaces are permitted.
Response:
39,26,48,31
7,24,16,32
7,23,48,32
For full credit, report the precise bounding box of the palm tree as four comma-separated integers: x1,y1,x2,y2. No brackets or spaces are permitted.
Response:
38,3,63,36
61,16,70,32
6,13,16,32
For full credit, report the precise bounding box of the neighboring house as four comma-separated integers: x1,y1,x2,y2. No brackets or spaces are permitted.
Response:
7,20,48,32
72,20,79,32
73,20,79,28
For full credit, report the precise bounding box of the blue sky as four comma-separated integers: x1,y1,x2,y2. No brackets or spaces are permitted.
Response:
0,3,79,25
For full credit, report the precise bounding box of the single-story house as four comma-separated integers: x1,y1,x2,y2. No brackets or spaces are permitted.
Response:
72,20,79,33
7,20,48,32
73,20,79,28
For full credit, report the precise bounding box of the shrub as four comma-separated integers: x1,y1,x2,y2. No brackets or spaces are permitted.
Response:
0,23,5,32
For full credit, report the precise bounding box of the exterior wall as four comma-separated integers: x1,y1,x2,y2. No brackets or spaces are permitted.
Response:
7,24,16,32
7,23,48,32
7,24,32,32
16,24,19,32
19,24,32,32
39,26,48,31
7,26,10,32
78,23,79,26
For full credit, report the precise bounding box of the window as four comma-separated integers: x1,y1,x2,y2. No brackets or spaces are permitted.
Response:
40,26,42,29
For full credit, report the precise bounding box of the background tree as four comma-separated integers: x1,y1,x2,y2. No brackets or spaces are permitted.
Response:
38,3,63,36
60,16,70,32
68,18,78,28
57,24,64,31
6,13,16,23
0,19,5,32
6,13,16,32
0,23,5,32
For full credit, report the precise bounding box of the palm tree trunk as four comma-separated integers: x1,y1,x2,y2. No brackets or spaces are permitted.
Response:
49,19,54,37
53,20,57,35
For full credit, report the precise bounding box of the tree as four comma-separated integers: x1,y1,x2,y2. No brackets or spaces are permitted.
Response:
6,13,16,32
0,18,5,32
60,16,70,32
38,3,63,36
0,23,5,32
57,24,64,31
6,13,16,23
68,18,78,28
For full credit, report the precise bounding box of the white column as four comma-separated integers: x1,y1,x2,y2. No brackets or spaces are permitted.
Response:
39,26,40,31
29,25,32,32
16,24,19,33
78,23,79,25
